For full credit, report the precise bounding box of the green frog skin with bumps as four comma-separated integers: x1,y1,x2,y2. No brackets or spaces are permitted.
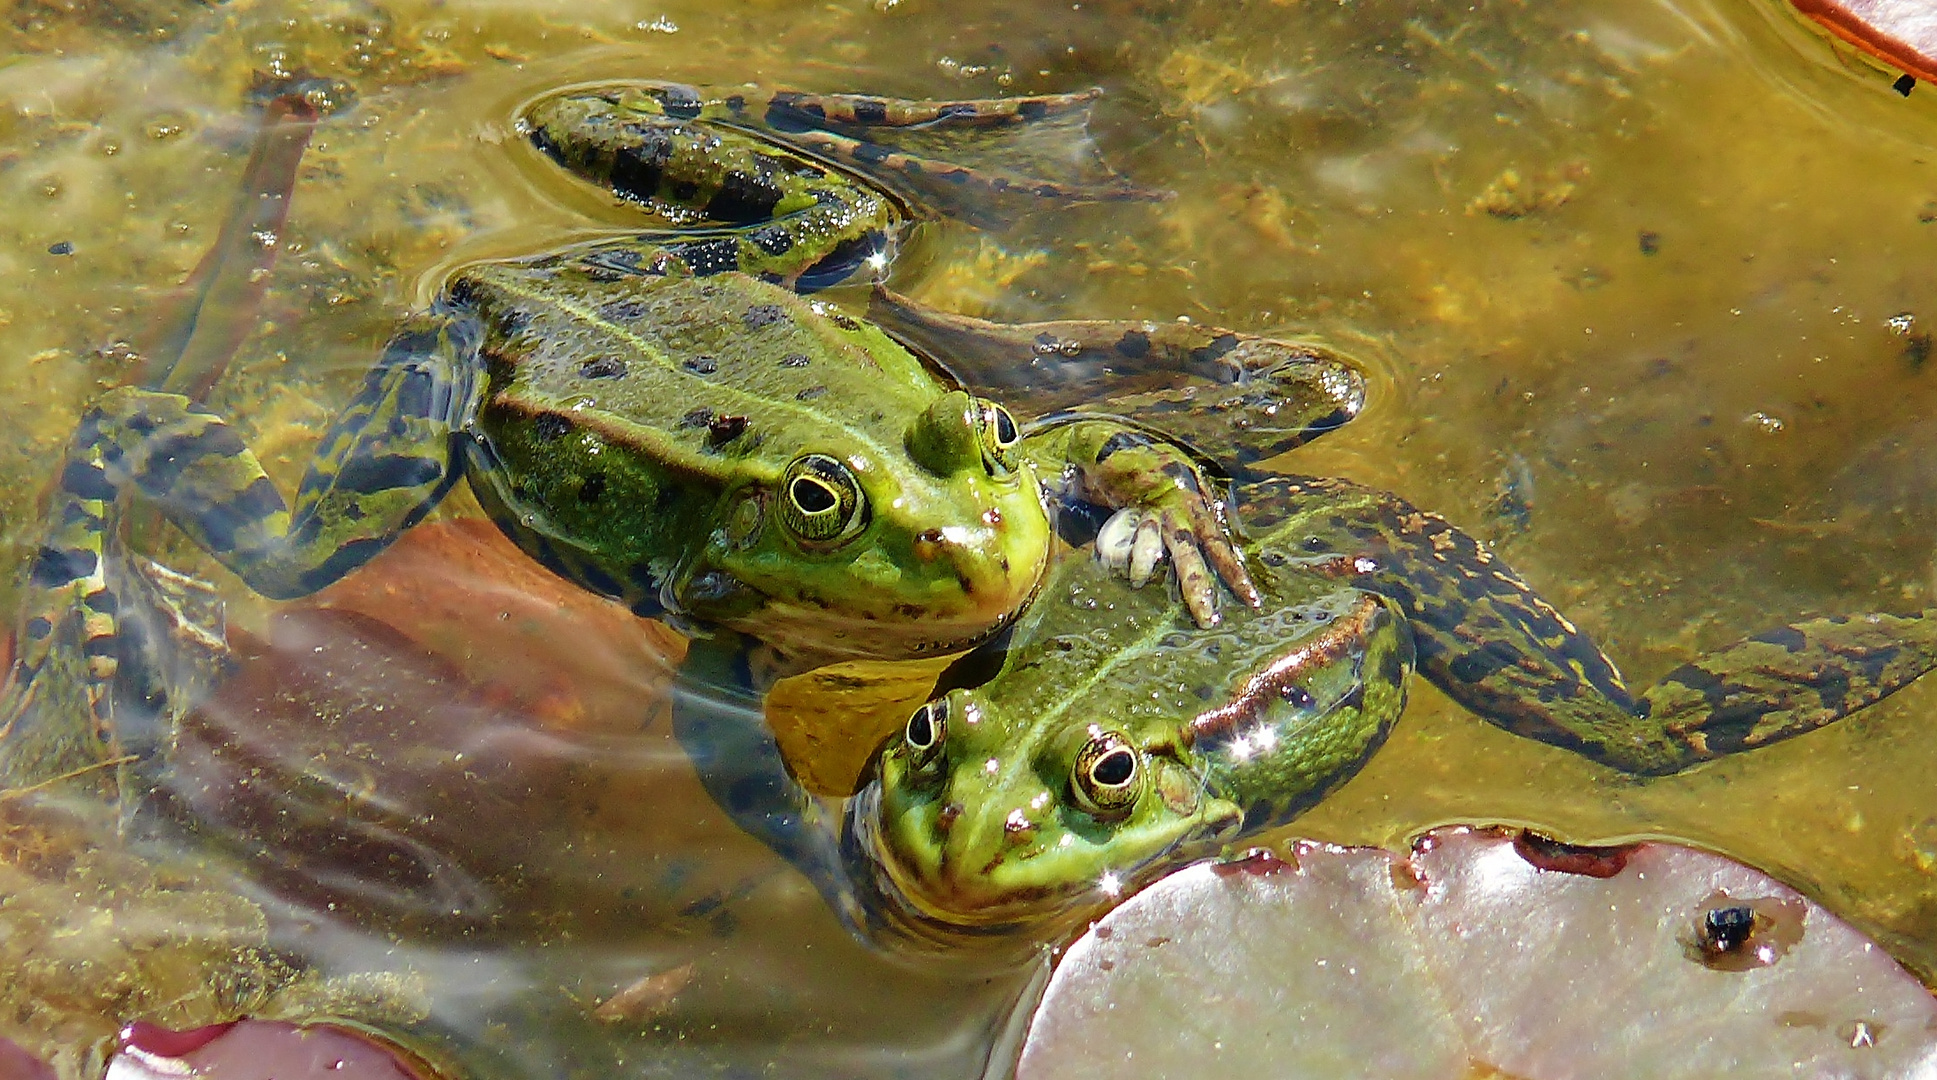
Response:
0,82,1365,795
851,474,1937,944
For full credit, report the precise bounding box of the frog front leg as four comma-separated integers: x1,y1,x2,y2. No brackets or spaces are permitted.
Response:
670,632,877,940
1023,420,1258,628
873,289,1368,627
1259,475,1937,775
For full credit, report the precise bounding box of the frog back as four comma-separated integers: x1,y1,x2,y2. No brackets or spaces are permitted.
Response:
464,261,942,470
988,545,1415,829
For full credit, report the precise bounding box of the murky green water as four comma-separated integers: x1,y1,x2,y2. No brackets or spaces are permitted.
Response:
4,0,1937,1075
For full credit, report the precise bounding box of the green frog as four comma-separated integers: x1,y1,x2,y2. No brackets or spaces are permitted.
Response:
847,474,1937,945
0,82,1364,799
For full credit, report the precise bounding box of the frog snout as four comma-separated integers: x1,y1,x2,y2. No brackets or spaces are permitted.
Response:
1001,807,1038,844
915,529,1014,593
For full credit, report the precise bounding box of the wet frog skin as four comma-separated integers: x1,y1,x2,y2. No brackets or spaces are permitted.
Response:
853,474,1937,943
0,82,1365,800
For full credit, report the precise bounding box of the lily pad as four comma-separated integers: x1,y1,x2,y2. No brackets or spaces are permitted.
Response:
1013,827,1937,1079
103,1020,437,1080
1791,0,1937,84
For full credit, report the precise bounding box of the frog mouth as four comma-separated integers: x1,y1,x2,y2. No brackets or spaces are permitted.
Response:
840,780,1212,954
839,786,1057,955
738,564,1044,663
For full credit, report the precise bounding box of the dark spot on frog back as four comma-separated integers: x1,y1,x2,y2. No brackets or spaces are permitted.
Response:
671,238,740,276
704,169,784,225
1189,333,1240,366
749,225,793,257
706,414,750,448
580,356,627,379
609,128,673,204
682,355,719,375
742,304,788,330
599,298,649,323
533,413,572,442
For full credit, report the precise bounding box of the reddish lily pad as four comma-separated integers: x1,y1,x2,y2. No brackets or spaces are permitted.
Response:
1791,0,1937,84
104,1020,438,1080
167,520,760,936
0,1036,55,1080
1014,827,1937,1078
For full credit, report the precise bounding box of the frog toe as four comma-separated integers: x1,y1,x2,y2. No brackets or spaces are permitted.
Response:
1095,508,1143,576
1128,514,1165,588
1164,524,1222,629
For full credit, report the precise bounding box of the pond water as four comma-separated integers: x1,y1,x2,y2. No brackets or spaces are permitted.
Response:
4,0,1937,1076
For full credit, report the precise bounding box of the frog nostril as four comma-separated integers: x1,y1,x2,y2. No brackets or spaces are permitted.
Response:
936,803,962,834
1004,807,1036,842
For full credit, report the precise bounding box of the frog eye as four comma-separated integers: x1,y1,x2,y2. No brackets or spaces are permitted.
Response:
904,699,947,766
1071,732,1142,818
780,454,869,545
974,399,1021,476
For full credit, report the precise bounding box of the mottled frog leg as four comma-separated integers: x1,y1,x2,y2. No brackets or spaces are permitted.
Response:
763,87,1106,130
1,81,334,800
523,88,901,290
670,632,874,939
0,464,138,796
749,86,1166,214
1253,475,1937,776
1025,421,1257,629
69,312,482,601
870,285,1366,473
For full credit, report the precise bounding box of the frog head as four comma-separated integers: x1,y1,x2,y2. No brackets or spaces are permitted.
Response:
673,389,1050,663
852,550,1415,942
858,685,1246,937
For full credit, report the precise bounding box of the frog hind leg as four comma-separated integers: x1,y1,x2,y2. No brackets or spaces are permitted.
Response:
523,87,900,290
0,469,131,796
1251,475,1937,776
670,633,875,939
757,86,1166,220
80,311,481,601
871,285,1367,471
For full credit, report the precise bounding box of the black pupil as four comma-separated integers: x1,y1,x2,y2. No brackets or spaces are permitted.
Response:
793,477,838,514
993,408,1017,446
1092,747,1134,787
907,706,934,748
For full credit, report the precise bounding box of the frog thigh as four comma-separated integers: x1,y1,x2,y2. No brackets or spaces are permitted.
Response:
85,312,481,600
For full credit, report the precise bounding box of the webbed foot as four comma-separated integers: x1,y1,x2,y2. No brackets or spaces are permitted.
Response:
1093,494,1257,628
